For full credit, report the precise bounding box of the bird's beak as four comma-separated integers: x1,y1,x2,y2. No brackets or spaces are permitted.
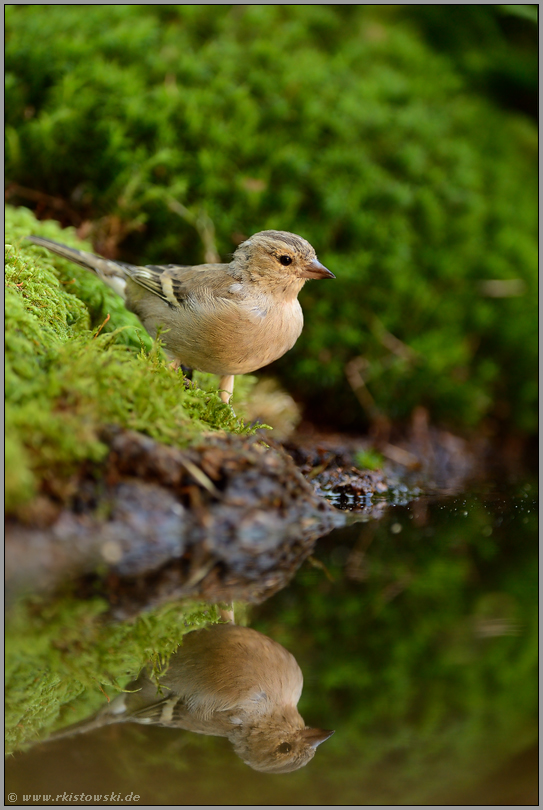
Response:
302,728,335,748
300,258,335,280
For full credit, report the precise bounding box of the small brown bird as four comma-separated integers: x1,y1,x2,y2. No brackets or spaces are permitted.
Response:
26,231,334,403
45,623,334,774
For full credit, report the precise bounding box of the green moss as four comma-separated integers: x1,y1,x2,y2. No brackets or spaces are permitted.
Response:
5,595,221,754
5,205,259,512
355,449,385,472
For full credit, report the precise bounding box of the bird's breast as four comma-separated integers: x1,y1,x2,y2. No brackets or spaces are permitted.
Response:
126,283,304,375
230,295,304,370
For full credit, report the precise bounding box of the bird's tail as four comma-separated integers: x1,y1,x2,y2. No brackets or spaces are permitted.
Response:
39,693,129,744
26,235,129,300
41,713,119,743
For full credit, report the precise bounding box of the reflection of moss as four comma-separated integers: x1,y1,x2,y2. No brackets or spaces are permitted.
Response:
5,205,258,512
5,594,220,754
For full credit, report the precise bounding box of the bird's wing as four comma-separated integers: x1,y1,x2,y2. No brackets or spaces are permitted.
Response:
127,263,235,307
129,693,233,734
129,694,188,724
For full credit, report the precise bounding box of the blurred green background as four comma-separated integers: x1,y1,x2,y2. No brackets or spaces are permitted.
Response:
5,4,538,435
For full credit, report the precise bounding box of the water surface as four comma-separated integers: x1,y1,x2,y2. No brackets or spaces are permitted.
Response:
5,484,538,805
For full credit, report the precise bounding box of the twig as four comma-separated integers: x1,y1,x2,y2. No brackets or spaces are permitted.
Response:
93,313,111,339
167,198,220,263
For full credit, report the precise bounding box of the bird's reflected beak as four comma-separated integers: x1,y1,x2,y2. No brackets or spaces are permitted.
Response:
302,727,335,748
300,258,335,280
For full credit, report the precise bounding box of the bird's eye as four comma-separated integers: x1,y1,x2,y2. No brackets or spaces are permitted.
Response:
279,255,293,266
276,742,292,754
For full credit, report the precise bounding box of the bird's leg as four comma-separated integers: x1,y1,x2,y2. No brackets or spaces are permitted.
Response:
218,602,235,623
170,360,195,390
169,359,193,378
219,374,235,404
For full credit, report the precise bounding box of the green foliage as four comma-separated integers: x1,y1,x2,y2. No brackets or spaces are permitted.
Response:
392,5,538,117
5,595,221,754
5,5,537,434
5,205,257,511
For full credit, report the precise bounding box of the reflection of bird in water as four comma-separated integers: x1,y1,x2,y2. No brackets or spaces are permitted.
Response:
47,624,334,774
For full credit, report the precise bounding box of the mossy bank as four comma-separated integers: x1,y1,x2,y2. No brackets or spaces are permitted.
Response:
6,205,263,515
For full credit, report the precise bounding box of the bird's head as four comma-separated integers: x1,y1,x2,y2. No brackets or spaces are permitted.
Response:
233,230,334,291
231,713,334,774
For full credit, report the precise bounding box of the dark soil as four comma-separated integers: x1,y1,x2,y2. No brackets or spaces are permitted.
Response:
6,409,489,617
5,428,346,617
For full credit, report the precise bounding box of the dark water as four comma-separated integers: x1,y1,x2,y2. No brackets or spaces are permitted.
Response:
5,484,538,806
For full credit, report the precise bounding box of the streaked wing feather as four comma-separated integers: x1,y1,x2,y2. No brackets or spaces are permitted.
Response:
127,262,236,307
126,265,185,305
130,695,179,721
130,704,169,723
